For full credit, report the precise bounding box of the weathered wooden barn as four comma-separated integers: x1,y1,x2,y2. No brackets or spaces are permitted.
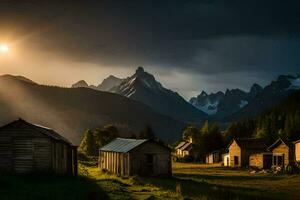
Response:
267,138,295,168
249,153,272,169
228,138,267,167
99,138,171,176
0,119,77,175
294,139,300,162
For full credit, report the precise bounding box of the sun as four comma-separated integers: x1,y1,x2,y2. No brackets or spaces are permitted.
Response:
0,44,9,53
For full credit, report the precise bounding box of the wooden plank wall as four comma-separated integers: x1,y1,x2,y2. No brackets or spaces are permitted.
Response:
0,136,12,170
0,123,74,175
99,151,129,176
130,142,171,176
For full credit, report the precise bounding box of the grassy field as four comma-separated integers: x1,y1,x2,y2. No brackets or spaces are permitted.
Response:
1,162,300,200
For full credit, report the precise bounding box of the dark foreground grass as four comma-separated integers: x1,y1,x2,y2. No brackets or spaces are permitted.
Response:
0,172,108,200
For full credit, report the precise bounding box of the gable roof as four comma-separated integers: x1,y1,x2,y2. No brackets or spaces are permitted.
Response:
100,138,148,153
228,138,267,150
0,118,72,145
175,141,186,150
293,139,300,144
100,138,170,153
179,142,193,151
268,138,294,151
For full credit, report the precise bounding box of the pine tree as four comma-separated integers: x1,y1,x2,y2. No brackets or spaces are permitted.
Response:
78,129,97,156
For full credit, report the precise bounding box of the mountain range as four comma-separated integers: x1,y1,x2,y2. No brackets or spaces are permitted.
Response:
0,74,185,144
190,75,300,121
73,67,207,123
0,68,299,144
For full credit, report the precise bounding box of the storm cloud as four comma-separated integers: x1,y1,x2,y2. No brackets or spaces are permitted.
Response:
0,0,299,98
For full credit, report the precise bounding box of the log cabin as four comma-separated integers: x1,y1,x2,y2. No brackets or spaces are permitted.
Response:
228,138,267,167
294,139,300,162
99,138,171,176
0,118,77,175
267,138,295,169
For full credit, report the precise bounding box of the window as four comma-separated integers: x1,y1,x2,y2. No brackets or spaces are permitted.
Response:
273,155,284,166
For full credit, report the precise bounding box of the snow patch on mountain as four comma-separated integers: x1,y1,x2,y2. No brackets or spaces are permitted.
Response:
239,100,248,108
198,101,219,115
288,77,300,90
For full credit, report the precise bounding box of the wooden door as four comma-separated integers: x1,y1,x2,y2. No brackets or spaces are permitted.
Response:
13,138,34,173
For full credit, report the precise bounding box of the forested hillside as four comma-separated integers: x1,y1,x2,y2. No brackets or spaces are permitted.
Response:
224,90,300,145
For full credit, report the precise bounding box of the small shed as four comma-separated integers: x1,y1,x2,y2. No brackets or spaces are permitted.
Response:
293,139,300,162
175,141,194,158
0,118,77,175
175,137,194,158
228,138,267,167
205,149,226,164
223,153,230,166
249,153,272,169
99,138,171,176
268,138,295,168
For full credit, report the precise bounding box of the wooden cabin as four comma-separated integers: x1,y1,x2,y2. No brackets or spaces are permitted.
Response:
228,138,267,167
293,139,300,162
249,153,272,169
267,138,295,169
175,137,194,158
205,149,226,164
0,119,77,175
99,138,171,176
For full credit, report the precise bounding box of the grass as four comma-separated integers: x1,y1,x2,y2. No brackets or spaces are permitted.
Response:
1,162,300,199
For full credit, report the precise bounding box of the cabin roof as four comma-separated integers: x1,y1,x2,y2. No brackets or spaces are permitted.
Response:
0,118,72,145
228,138,267,150
100,138,148,153
175,141,186,150
293,139,300,144
100,138,170,153
267,138,294,151
179,142,193,151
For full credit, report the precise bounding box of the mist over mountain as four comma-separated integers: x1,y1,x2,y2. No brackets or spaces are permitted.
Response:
97,75,124,91
0,75,185,144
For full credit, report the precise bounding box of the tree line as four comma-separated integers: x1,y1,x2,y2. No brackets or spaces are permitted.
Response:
78,125,157,157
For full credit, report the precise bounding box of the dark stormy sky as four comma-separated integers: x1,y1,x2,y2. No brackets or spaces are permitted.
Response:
0,0,299,99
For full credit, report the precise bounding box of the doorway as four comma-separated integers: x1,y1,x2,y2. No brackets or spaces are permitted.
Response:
145,154,154,175
234,156,239,166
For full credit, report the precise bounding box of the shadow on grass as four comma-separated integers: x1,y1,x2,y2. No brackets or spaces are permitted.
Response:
95,178,133,200
0,172,110,200
140,175,275,200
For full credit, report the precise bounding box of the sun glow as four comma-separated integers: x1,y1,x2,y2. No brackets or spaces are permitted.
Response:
0,44,9,53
